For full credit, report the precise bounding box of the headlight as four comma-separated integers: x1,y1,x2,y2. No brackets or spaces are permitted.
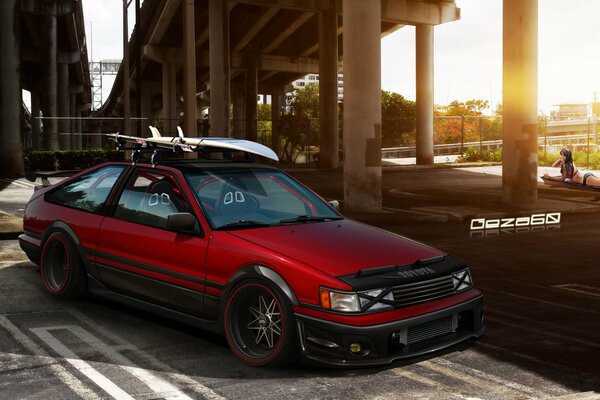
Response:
452,269,473,292
358,289,394,311
320,288,360,312
320,287,395,313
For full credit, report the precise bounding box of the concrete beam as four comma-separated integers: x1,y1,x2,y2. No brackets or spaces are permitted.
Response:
381,0,460,25
142,45,183,64
58,51,81,64
262,11,314,53
233,0,459,26
21,0,75,16
233,6,279,51
148,0,182,45
232,0,330,12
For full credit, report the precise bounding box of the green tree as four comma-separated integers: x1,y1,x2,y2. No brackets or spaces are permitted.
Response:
381,91,416,147
279,84,320,163
257,104,272,146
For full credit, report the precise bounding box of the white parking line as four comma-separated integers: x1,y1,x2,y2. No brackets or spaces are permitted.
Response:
431,358,552,398
0,315,101,400
391,367,465,398
30,327,135,400
68,310,228,400
552,284,600,298
31,325,194,400
419,359,539,399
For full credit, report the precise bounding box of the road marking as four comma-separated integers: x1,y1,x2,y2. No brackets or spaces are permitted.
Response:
552,284,600,298
68,310,228,400
485,314,600,348
0,315,101,400
419,359,539,399
391,367,465,398
430,358,551,398
546,392,600,400
31,325,194,400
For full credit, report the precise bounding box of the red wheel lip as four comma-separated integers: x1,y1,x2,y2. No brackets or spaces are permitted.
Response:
40,235,71,294
224,282,286,365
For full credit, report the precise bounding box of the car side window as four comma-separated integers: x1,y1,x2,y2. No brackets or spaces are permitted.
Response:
45,165,125,213
114,170,190,230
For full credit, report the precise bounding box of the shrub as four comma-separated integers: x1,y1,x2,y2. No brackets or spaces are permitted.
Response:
25,150,124,172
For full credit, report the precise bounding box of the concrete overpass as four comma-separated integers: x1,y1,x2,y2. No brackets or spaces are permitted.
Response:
1,0,541,209
95,0,461,210
0,0,91,175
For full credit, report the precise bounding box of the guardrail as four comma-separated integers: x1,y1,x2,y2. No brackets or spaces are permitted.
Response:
382,133,598,158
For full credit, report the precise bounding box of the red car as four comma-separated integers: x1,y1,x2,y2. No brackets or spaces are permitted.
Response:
19,160,484,367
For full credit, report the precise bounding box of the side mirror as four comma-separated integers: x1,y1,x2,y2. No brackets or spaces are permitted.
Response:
328,200,340,211
167,212,197,232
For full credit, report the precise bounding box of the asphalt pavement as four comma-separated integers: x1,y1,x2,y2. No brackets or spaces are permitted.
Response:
1,164,600,399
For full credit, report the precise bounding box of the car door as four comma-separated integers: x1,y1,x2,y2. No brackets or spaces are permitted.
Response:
95,167,208,317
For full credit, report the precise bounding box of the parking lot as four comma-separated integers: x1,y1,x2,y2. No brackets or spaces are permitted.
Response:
1,169,599,399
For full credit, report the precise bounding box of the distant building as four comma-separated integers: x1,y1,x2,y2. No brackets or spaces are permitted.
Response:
286,73,344,108
555,102,589,119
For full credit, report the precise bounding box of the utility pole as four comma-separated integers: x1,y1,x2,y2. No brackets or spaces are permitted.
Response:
122,0,131,136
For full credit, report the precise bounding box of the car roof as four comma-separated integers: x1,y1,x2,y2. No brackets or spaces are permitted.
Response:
128,160,281,173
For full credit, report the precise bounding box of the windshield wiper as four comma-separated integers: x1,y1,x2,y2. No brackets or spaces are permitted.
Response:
279,215,343,224
215,220,271,230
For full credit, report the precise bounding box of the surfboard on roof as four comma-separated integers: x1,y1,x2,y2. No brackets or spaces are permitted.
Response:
108,126,279,162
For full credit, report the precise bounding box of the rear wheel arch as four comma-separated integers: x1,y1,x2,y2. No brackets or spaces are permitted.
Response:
41,221,91,274
40,229,87,299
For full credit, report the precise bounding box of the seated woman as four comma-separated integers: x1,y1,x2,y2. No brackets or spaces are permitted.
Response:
544,148,600,186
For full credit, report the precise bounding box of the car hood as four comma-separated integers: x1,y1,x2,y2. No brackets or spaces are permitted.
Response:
227,219,445,277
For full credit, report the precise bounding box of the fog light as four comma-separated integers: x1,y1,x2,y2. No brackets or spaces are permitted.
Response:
349,343,362,354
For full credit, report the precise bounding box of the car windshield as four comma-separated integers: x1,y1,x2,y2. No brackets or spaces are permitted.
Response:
185,169,342,230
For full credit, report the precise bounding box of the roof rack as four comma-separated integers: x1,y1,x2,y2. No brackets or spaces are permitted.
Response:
107,126,278,167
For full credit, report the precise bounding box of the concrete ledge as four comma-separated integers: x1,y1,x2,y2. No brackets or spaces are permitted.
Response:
0,212,23,240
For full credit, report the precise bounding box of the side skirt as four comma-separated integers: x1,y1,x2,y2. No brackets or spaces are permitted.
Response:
87,275,222,334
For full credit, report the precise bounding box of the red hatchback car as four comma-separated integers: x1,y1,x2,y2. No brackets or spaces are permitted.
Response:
19,160,484,367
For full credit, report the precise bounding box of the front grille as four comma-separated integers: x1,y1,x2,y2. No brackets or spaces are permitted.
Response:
407,316,454,344
391,274,455,308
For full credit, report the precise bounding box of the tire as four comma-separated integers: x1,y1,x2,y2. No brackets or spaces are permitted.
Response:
40,232,87,299
224,279,298,366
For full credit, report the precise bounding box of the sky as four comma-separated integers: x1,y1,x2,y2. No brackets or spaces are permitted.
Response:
79,0,600,115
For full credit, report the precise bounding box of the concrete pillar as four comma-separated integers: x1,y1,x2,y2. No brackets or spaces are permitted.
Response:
232,88,244,138
31,90,41,150
502,0,538,203
183,0,197,136
209,0,230,137
92,123,102,149
58,63,70,149
0,0,24,176
342,0,382,211
69,93,76,149
44,12,59,150
244,52,258,142
76,110,82,150
162,62,177,136
122,0,131,137
271,91,281,156
319,6,339,169
416,25,434,165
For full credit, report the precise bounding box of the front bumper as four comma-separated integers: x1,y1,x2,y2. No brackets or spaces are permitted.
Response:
295,295,484,367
